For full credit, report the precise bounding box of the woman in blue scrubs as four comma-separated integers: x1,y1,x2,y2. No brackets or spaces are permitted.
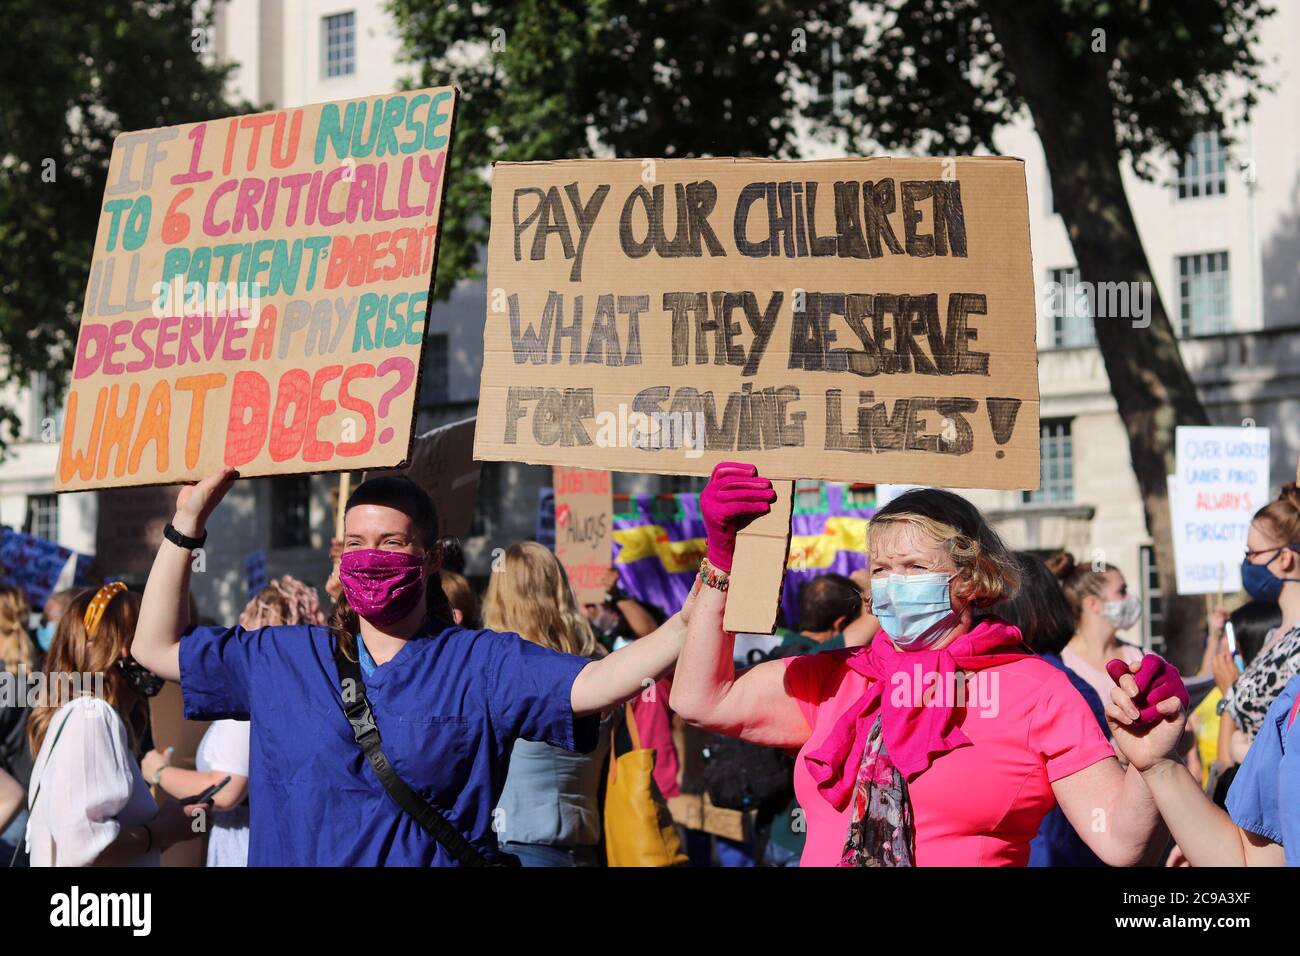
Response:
132,467,693,866
1110,672,1298,866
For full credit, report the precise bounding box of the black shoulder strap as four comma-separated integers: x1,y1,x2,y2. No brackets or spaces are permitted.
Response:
334,651,493,867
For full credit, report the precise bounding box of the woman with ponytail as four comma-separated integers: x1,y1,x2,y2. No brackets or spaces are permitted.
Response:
1048,552,1146,708
130,468,693,866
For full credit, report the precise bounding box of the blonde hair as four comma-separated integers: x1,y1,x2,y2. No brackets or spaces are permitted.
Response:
1253,482,1300,546
440,570,480,629
0,585,35,675
482,542,596,656
1046,552,1119,621
241,575,326,630
870,488,1020,608
27,587,147,756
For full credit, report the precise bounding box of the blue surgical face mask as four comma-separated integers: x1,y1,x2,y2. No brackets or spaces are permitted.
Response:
870,571,958,651
1241,546,1300,602
36,621,56,652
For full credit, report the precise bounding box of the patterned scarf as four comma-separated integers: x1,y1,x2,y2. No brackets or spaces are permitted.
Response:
839,716,915,866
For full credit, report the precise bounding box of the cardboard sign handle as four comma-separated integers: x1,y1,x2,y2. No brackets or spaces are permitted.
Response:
722,480,794,635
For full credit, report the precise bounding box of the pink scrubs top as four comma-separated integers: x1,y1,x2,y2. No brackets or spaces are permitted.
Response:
785,651,1114,866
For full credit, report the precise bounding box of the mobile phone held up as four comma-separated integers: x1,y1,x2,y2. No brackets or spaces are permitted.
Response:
1224,622,1245,674
181,775,232,806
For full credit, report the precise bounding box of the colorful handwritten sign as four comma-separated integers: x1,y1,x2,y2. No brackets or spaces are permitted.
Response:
56,88,459,490
1170,425,1271,595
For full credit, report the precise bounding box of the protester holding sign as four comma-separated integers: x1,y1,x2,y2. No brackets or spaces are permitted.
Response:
130,467,695,866
671,462,1183,866
25,585,207,866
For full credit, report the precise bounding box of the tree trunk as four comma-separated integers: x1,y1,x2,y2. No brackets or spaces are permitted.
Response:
984,5,1209,670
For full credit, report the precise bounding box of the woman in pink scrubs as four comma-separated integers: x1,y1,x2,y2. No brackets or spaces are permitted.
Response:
671,464,1186,867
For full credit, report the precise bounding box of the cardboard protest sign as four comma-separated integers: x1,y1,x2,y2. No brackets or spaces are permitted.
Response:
1170,426,1270,595
552,467,613,603
56,88,459,491
474,156,1039,486
0,529,95,608
363,416,481,539
475,156,1039,629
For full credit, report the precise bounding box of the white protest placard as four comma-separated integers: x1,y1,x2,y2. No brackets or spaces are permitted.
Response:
1170,425,1271,595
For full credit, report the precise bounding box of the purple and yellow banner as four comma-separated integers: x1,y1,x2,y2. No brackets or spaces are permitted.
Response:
608,482,877,629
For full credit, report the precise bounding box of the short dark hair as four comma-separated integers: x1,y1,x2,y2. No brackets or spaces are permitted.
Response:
797,573,863,633
1229,600,1281,667
982,552,1076,655
437,537,466,575
345,476,439,549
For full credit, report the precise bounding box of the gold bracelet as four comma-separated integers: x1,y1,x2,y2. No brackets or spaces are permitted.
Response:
698,557,730,592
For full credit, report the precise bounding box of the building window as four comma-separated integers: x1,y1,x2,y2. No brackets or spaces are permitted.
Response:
271,476,312,549
25,494,58,541
1140,544,1163,653
1023,419,1073,504
1177,251,1230,336
1045,267,1095,348
1175,130,1227,199
322,12,356,79
426,334,449,403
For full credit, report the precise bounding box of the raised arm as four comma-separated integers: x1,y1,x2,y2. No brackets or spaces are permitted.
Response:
132,468,238,682
571,603,689,715
660,463,809,748
669,579,811,748
1107,659,1284,867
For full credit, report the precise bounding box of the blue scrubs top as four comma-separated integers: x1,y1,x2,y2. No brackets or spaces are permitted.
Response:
179,621,598,866
1226,674,1299,865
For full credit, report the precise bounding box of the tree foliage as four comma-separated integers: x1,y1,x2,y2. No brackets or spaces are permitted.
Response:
0,0,250,445
394,0,1274,289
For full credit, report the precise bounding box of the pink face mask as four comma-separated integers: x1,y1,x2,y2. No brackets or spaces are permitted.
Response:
338,549,426,627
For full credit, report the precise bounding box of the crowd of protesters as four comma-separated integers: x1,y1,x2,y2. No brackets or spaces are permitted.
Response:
0,465,1297,868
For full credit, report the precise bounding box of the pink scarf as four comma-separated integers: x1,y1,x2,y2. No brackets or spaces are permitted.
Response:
804,617,1032,810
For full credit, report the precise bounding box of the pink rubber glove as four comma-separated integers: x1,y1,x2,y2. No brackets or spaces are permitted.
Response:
699,461,777,573
1106,654,1190,725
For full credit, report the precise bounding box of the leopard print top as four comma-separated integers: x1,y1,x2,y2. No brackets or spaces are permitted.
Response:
1224,623,1300,737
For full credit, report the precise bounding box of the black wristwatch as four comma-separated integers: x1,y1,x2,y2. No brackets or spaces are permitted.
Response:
163,522,207,550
